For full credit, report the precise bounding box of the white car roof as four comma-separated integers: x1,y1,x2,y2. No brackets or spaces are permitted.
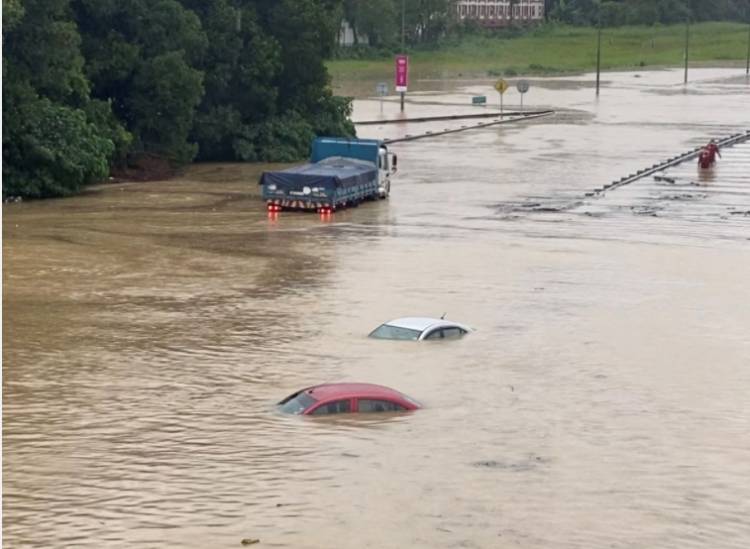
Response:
384,317,469,332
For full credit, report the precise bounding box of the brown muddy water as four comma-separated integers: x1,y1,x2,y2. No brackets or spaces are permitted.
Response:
4,68,750,548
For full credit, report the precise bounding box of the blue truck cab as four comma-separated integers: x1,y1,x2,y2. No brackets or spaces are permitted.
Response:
260,137,397,213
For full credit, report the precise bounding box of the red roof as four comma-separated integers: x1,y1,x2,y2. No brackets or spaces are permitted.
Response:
305,382,408,402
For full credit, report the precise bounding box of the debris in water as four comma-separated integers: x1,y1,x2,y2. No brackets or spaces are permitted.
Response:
661,193,707,201
630,206,661,216
241,539,260,545
472,455,547,472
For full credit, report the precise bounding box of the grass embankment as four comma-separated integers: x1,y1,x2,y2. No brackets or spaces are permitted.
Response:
328,22,749,81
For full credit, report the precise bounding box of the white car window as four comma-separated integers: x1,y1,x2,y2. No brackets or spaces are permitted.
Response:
442,327,465,339
369,324,421,340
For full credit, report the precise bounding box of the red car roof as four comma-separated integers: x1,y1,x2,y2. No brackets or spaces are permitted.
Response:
278,383,421,415
305,382,409,402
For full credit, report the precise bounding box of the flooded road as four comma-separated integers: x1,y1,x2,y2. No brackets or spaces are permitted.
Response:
4,68,750,548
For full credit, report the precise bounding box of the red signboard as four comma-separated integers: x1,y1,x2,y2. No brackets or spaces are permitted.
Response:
395,55,408,92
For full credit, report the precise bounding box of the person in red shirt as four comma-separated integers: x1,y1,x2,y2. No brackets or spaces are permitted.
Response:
706,140,721,163
698,148,712,169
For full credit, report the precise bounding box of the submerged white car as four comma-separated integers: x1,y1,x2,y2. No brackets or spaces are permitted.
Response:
368,317,471,341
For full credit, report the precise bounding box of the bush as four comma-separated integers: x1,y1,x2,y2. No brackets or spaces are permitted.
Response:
3,90,114,199
232,111,315,163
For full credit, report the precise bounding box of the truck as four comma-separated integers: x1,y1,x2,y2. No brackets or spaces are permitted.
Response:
259,137,397,214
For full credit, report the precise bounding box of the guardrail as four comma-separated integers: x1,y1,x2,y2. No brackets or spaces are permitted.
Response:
354,110,549,126
382,111,555,145
585,130,750,197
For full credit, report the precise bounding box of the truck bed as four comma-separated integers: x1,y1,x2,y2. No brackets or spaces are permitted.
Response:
260,157,376,190
260,157,379,211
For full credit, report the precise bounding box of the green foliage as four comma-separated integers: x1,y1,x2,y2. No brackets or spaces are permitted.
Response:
3,0,356,198
548,0,748,27
338,0,748,55
2,0,26,31
127,51,204,163
83,99,134,167
226,93,355,163
235,111,316,163
261,0,341,113
182,0,282,161
328,22,749,80
3,86,114,199
311,94,356,138
4,0,89,104
343,0,399,47
340,0,454,50
186,0,354,163
75,0,208,164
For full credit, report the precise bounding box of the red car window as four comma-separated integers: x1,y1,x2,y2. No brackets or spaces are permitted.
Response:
358,399,406,413
310,399,351,415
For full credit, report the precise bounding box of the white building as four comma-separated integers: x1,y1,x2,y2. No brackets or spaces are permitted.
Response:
456,0,545,27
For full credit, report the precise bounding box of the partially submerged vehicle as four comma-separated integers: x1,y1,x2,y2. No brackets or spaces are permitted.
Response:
260,137,397,214
369,317,472,341
278,383,420,415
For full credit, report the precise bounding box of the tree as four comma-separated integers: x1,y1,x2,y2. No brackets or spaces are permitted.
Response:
3,91,114,198
4,0,358,198
2,0,118,199
180,0,282,161
343,0,399,47
74,0,207,163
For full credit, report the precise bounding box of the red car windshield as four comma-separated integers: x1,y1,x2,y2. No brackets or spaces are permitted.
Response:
278,391,317,414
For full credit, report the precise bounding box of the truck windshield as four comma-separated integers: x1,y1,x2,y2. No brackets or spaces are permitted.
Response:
278,391,317,414
369,324,421,341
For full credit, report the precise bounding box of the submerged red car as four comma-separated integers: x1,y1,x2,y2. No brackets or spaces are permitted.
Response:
278,383,421,416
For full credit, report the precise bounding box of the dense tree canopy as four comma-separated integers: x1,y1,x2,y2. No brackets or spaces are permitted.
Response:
3,0,355,199
341,0,453,48
338,0,748,50
546,0,748,27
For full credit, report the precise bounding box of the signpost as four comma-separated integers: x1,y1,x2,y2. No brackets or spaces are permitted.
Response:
516,79,530,111
684,8,690,84
494,79,509,114
472,96,487,105
376,82,388,113
395,55,408,112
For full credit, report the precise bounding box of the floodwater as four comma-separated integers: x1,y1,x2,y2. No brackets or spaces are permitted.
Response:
4,68,750,548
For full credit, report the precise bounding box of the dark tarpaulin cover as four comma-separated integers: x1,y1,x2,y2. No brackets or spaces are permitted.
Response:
260,157,376,190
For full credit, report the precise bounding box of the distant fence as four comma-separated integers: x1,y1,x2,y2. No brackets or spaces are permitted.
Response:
382,111,554,144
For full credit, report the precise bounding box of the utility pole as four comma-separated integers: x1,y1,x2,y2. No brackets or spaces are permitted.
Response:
684,0,690,85
401,0,406,112
596,9,602,96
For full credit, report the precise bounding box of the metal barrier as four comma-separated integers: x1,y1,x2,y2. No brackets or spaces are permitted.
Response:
382,111,554,145
585,130,750,197
354,110,550,125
